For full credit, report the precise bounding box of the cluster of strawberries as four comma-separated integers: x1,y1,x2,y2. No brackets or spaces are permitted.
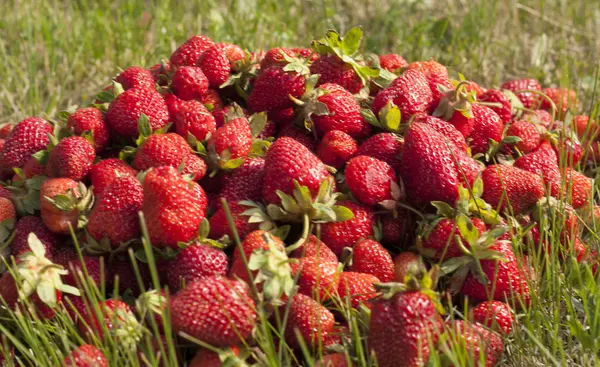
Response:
0,27,597,367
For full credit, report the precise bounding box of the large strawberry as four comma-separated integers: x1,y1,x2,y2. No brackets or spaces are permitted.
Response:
372,69,433,121
481,164,545,215
141,166,207,248
1,117,53,169
47,136,96,181
175,100,217,141
500,78,542,109
67,107,111,152
171,66,209,101
170,276,256,346
170,35,215,67
63,344,108,367
114,66,155,90
284,293,335,348
350,239,395,282
320,200,375,257
345,155,398,207
106,87,169,138
89,158,137,197
414,114,468,152
167,243,228,291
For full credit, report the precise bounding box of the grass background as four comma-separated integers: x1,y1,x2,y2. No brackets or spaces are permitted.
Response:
1,0,600,366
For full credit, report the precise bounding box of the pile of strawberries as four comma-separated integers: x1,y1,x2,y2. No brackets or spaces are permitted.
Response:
0,27,597,367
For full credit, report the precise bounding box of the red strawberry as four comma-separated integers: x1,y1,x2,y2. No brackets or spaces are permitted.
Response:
277,124,316,151
170,35,215,67
414,114,468,153
209,202,259,240
167,244,228,291
500,78,542,109
148,61,172,86
181,153,208,180
406,60,450,109
468,104,504,155
212,104,249,128
471,300,514,335
171,276,256,346
67,107,111,152
189,347,240,367
216,157,265,208
269,107,295,127
481,164,545,215
133,133,192,171
320,200,375,257
40,179,92,234
372,69,433,121
1,117,53,169
504,120,542,154
47,136,96,181
345,155,397,206
315,353,350,367
337,271,379,308
78,299,143,348
465,80,486,96
63,344,108,367
381,212,414,248
207,116,253,169
379,54,408,72
263,137,331,205
419,218,487,261
478,89,513,123
200,88,224,110
310,54,363,94
290,235,339,265
89,158,137,197
196,43,245,88
115,66,155,90
350,239,395,282
0,196,15,221
229,230,285,285
563,167,592,209
260,47,297,69
514,142,561,197
284,293,335,348
0,124,13,139
107,87,169,137
10,216,59,259
442,320,503,367
356,133,403,172
164,92,187,121
175,100,217,141
542,87,577,114
572,115,599,140
392,252,423,282
53,247,106,287
292,256,340,301
171,66,209,101
142,166,207,248
87,175,144,247
524,109,553,127
247,65,307,112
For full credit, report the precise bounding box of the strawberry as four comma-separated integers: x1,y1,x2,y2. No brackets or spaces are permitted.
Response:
356,133,403,172
350,239,395,282
175,99,217,141
40,179,93,234
148,61,172,86
229,230,285,285
572,115,599,140
1,117,53,169
209,202,259,240
541,87,577,114
315,353,350,367
181,153,208,180
481,165,545,215
504,120,542,154
277,123,317,151
500,78,542,109
292,256,340,301
562,167,592,209
212,104,249,128
381,212,414,248
247,64,308,112
189,347,241,367
63,344,108,367
269,107,295,127
260,47,297,69
133,133,192,171
372,69,433,121
171,66,209,101
414,114,468,153
53,247,106,287
393,252,423,282
441,320,503,367
47,136,96,181
0,124,13,139
419,218,487,261
345,155,397,207
514,142,561,197
216,157,265,208
471,300,514,335
67,107,111,152
11,216,59,260
406,60,451,109
170,35,215,67
115,66,155,90
142,166,207,248
20,157,47,179
196,43,245,88
87,175,144,247
106,257,151,295
477,89,513,123
465,80,486,96
337,271,379,308
368,269,443,367
89,158,137,197
171,276,257,346
167,243,229,291
107,87,169,137
263,137,331,205
200,88,224,110
207,116,253,170
284,293,335,348
290,235,339,265
379,53,408,72
523,109,553,127
468,104,504,155
78,299,143,349
321,200,375,257
310,54,363,94
164,92,187,121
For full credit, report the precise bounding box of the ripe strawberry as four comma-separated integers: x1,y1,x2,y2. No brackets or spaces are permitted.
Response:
87,175,144,247
212,104,249,128
563,167,592,209
372,69,433,120
284,293,335,348
500,78,542,109
11,216,59,260
247,65,307,112
420,218,487,261
89,158,137,197
400,122,482,207
189,347,241,367
40,179,92,234
209,202,259,240
207,116,253,169
163,92,187,121
317,130,358,168
414,114,468,153
345,155,397,206
311,54,363,94
337,271,379,308
315,353,350,367
147,61,172,86
277,123,317,151
290,235,339,265
170,35,215,67
393,252,422,282
171,276,256,346
471,300,514,335
196,43,245,88
107,87,169,137
572,115,599,140
175,99,217,141
321,200,375,257
1,117,53,169
541,87,577,114
18,157,47,179
350,239,395,282
200,88,224,110
468,104,504,155
63,344,108,367
356,133,403,172
407,60,451,109
292,256,340,301
78,299,143,348
53,246,106,287
133,133,191,171
142,166,207,248
171,66,209,101
379,53,408,72
260,47,297,69
514,142,561,197
106,257,151,296
229,230,285,285
47,136,96,181
167,243,228,291
67,107,111,152
504,120,542,154
381,212,414,248
216,157,265,208
115,66,155,90
481,164,545,215
181,153,208,180
263,137,331,205
477,89,513,123
0,124,13,139
442,320,503,367
465,80,486,96
269,107,295,127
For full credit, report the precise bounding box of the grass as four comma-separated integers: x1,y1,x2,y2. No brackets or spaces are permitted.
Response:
0,0,600,366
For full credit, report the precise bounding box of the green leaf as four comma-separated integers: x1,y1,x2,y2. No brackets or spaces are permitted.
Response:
50,194,73,212
471,176,484,198
340,26,363,56
439,256,471,275
32,150,49,165
503,136,523,144
249,140,271,157
112,81,125,97
331,205,354,222
198,218,210,239
271,225,290,241
137,114,152,138
431,201,455,218
361,108,380,127
220,157,245,171
95,91,114,103
379,100,401,132
249,112,268,138
57,110,71,122
456,214,479,246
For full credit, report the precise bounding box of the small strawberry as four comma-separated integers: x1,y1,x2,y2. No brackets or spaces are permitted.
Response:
406,60,451,109
107,87,169,137
171,66,209,101
53,246,106,287
89,158,137,197
337,271,379,309
292,256,340,301
345,155,398,207
196,43,245,88
133,133,192,171
106,257,151,296
0,124,13,139
212,104,249,128
468,104,504,155
419,217,487,261
171,276,257,346
514,142,561,197
393,252,423,282
523,109,553,127
260,47,297,69
379,53,408,72
315,353,350,367
11,216,59,260
170,35,215,67
115,66,155,90
441,320,503,367
175,99,217,141
142,166,207,248
290,235,339,265
372,69,433,121
321,200,375,257
350,239,395,282
500,78,542,109
47,136,96,181
471,300,514,335
481,165,545,215
207,116,253,170
284,293,335,348
504,120,542,154
356,133,403,172
541,87,577,115
477,89,513,123
189,347,242,367
317,130,358,169
148,61,172,86
78,299,143,349
216,157,265,208
164,92,187,121
209,202,260,240
381,212,414,249
181,153,208,180
229,230,285,285
67,107,111,152
572,115,599,140
465,81,486,96
1,117,53,169
167,243,229,291
562,167,592,209
63,344,108,367
40,179,93,234
200,88,224,110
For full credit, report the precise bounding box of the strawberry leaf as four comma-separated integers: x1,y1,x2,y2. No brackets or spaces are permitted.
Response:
340,26,363,56
249,112,268,138
456,213,479,246
95,91,115,103
137,114,152,138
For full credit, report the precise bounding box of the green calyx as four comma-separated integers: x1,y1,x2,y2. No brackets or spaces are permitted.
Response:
433,76,477,121
281,52,311,76
44,182,94,230
290,74,329,135
361,100,404,134
221,51,260,100
374,266,444,313
239,200,278,232
135,289,167,319
6,173,46,216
